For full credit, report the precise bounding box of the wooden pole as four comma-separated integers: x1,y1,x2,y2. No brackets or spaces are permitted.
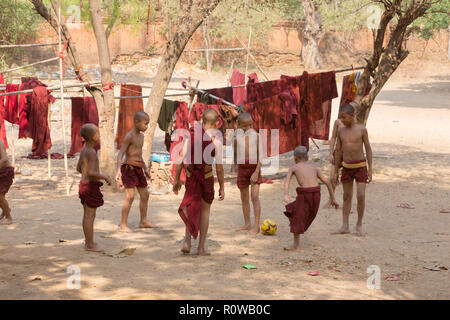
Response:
235,36,269,81
226,59,235,86
0,42,62,49
58,4,69,195
10,125,15,167
0,57,60,74
245,27,252,80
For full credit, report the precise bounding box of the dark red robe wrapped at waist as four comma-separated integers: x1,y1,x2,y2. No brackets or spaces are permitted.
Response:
121,161,148,189
79,181,104,208
237,164,263,189
284,186,321,234
178,126,215,239
0,166,14,194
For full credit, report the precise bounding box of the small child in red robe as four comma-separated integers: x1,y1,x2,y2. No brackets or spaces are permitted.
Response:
283,146,338,252
77,123,112,252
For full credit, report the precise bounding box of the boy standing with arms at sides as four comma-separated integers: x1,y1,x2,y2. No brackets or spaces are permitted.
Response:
0,122,14,225
173,109,225,256
232,112,263,235
283,146,338,252
332,103,372,236
116,111,155,233
77,123,112,252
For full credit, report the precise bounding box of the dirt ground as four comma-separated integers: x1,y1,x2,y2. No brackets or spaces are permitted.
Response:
0,56,449,300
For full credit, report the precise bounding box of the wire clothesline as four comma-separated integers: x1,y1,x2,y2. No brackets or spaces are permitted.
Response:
0,42,62,49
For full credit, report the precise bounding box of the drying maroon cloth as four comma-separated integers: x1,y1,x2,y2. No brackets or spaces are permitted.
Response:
341,159,368,184
4,84,19,125
170,101,189,184
189,102,223,129
247,73,259,84
116,84,143,150
79,181,104,208
18,77,43,139
178,127,215,239
279,88,298,124
121,162,148,188
69,97,99,155
246,77,297,104
321,71,338,102
284,186,321,234
198,87,234,105
340,74,355,107
0,166,14,194
237,164,263,189
251,92,301,156
27,86,56,156
0,74,7,148
230,68,246,105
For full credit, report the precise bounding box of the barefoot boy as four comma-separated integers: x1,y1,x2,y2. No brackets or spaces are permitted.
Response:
332,103,372,236
116,111,155,233
173,109,225,256
232,112,262,235
283,146,338,251
77,124,112,252
0,123,14,225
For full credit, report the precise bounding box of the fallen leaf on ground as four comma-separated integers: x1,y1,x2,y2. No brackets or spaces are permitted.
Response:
242,264,257,270
24,241,36,245
424,264,448,271
308,271,320,276
59,239,69,243
397,203,415,209
30,276,42,281
105,247,136,258
440,209,450,213
385,276,399,281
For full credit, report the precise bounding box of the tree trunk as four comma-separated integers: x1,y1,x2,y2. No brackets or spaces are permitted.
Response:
300,0,322,69
89,0,116,178
31,0,116,178
355,1,432,124
142,0,221,165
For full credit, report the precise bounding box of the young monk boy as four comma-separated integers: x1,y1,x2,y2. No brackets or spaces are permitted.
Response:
232,112,262,235
77,123,112,252
332,103,372,236
116,111,155,233
173,109,225,256
283,146,338,251
0,122,14,225
327,101,360,207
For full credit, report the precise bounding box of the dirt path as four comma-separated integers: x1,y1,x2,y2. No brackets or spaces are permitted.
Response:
0,64,449,300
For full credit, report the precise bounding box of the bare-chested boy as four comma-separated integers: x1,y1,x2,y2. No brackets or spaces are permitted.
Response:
116,111,155,233
0,122,14,225
77,123,112,252
173,109,225,256
232,112,262,235
283,146,338,251
327,102,360,207
332,103,372,236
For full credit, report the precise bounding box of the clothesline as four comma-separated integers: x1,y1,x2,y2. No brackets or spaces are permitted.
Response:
0,42,62,49
0,81,102,97
52,92,190,99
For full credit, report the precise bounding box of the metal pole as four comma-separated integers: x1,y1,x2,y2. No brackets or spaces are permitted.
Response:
0,42,62,49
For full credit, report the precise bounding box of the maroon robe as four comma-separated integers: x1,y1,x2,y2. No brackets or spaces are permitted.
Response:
284,186,321,234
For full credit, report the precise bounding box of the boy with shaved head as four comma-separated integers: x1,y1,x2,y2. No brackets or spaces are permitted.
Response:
0,122,14,225
116,111,155,233
283,146,338,251
77,123,112,252
233,112,263,235
173,108,225,256
332,103,372,236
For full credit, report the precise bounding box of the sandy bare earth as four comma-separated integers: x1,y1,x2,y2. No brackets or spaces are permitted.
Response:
0,62,449,300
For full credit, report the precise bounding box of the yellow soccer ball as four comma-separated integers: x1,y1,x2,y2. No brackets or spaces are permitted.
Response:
261,219,277,235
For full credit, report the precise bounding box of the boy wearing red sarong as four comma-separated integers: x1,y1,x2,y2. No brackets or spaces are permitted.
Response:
332,103,372,237
116,111,154,233
283,146,338,251
77,124,112,252
173,109,225,256
232,112,263,235
0,122,14,225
